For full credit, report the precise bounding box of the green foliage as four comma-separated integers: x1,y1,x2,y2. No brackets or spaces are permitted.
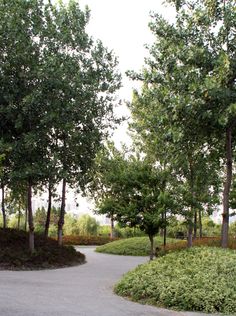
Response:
114,225,145,238
167,216,221,238
96,237,176,256
201,217,221,236
8,215,25,230
77,214,100,236
115,247,236,314
63,214,79,236
229,221,236,236
128,0,236,246
90,145,175,239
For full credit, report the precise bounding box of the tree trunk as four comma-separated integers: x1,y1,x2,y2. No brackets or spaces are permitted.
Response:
199,209,203,238
163,210,167,247
25,206,28,231
221,127,232,248
17,206,21,230
27,181,34,253
1,184,7,229
187,220,193,248
58,178,66,246
44,184,52,238
110,213,115,239
148,234,154,260
193,209,197,239
160,211,164,237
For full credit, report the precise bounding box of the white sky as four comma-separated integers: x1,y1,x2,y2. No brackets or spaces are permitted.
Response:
78,0,176,148
79,0,175,101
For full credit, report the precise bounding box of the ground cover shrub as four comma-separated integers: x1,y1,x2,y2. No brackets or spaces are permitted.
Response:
63,235,118,245
115,247,236,314
96,236,177,256
0,228,85,270
157,236,236,256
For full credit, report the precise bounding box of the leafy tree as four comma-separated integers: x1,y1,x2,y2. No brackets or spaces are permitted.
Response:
37,1,121,246
128,0,236,247
0,0,121,251
90,145,176,259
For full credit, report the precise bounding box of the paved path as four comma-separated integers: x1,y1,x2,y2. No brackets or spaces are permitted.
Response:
0,247,216,316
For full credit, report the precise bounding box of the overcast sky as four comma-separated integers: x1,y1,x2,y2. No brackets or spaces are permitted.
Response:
77,0,176,148
79,0,175,101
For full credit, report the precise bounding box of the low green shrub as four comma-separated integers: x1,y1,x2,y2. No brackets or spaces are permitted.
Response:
96,236,177,256
63,235,118,245
115,247,236,314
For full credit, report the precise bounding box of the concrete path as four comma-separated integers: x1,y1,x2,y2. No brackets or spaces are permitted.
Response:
0,247,217,316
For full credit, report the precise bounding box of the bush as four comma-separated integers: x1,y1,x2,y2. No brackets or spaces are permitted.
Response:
63,235,118,245
157,237,236,257
0,228,85,270
115,247,236,314
96,236,177,256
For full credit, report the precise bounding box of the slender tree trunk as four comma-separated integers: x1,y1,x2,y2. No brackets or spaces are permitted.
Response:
44,184,52,238
221,127,232,248
163,210,167,247
110,213,115,239
27,180,34,253
148,234,154,260
1,184,7,229
199,209,203,238
160,211,164,237
193,209,197,239
17,206,21,230
58,178,66,246
25,206,28,231
188,157,194,248
187,218,193,248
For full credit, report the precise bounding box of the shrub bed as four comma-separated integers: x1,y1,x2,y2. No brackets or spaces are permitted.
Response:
115,247,236,314
157,236,236,256
0,228,85,270
96,236,177,256
63,235,118,246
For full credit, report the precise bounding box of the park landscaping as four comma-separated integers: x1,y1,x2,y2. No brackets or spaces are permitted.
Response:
96,236,177,256
115,247,236,314
0,228,85,270
96,236,236,256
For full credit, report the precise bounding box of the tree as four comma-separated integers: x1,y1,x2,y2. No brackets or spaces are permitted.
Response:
0,0,121,251
77,214,99,236
90,145,176,259
129,85,220,246
128,0,236,247
37,1,121,246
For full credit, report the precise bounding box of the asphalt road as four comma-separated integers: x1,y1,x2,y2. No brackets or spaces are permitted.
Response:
0,247,217,316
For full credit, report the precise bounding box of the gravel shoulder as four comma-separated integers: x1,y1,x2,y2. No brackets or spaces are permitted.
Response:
0,247,217,316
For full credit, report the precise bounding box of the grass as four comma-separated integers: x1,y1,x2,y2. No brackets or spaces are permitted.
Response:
115,247,236,314
0,228,85,270
95,236,178,256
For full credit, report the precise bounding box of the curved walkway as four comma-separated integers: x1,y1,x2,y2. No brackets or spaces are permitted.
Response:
0,247,216,316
